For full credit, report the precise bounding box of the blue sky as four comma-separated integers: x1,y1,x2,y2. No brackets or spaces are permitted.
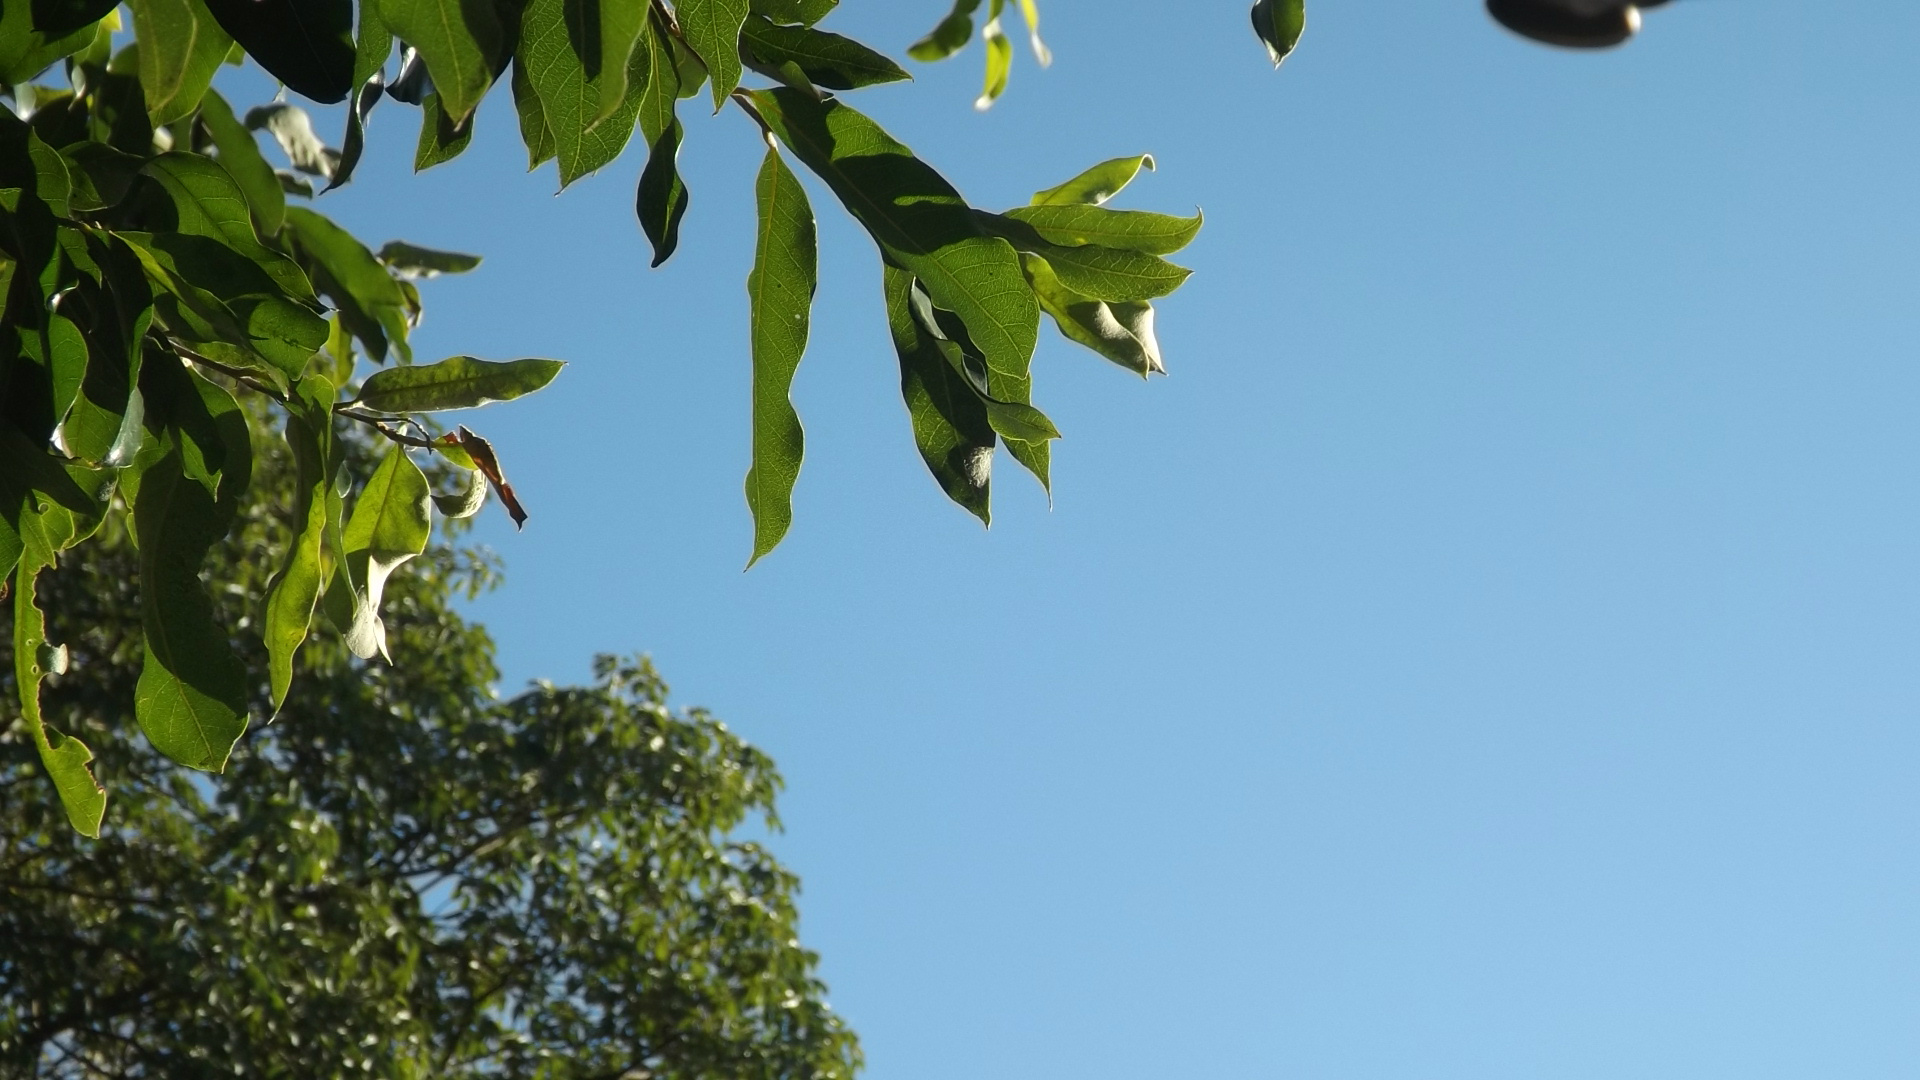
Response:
255,2,1920,1076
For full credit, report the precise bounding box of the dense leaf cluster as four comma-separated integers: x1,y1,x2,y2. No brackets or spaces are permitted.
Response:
0,427,860,1078
1,0,1211,834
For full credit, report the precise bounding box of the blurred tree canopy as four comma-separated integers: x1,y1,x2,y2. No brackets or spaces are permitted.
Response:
0,423,860,1078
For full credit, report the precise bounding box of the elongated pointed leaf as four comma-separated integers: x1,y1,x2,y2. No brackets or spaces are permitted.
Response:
1001,204,1200,255
517,0,657,186
326,7,394,191
282,205,410,363
974,0,1010,111
907,0,980,62
27,0,119,37
744,143,815,565
585,0,649,123
198,89,284,235
413,91,474,170
339,443,431,660
1030,153,1153,206
201,0,354,101
883,264,993,523
141,151,317,301
750,0,836,27
636,116,689,267
511,55,559,168
263,374,333,712
1003,433,1048,494
744,87,1037,399
1020,252,1162,376
355,354,564,413
377,240,481,277
974,210,1189,302
1251,0,1305,67
133,362,252,772
376,0,503,123
675,0,748,110
1015,0,1050,65
127,0,233,125
741,16,909,90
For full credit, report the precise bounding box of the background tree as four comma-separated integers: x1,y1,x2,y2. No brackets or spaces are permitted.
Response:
0,0,1206,836
0,420,860,1078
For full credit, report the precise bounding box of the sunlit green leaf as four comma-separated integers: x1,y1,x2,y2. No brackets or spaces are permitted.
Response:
339,442,431,660
744,143,814,566
1030,153,1154,206
906,0,980,62
517,0,658,186
376,0,503,122
974,209,1190,302
675,0,748,110
882,264,993,523
282,204,410,363
127,0,232,125
355,354,564,413
377,240,482,277
749,0,837,27
1001,203,1200,255
974,0,1009,110
744,87,1037,400
262,374,333,713
741,16,909,91
133,359,252,772
1020,251,1162,376
197,89,283,235
413,92,474,171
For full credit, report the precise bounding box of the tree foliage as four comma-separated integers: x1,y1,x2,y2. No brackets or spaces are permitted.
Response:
0,422,860,1078
0,0,1219,834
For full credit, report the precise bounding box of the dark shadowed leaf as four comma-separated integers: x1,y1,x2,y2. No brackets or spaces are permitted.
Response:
282,205,410,363
201,0,354,101
1251,0,1305,66
635,116,688,267
377,240,481,277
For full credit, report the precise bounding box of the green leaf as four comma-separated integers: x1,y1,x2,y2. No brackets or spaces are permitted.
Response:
635,116,688,267
118,229,324,381
58,236,153,465
1020,251,1162,376
1003,432,1048,493
741,16,910,91
141,151,317,301
432,469,486,518
0,0,102,84
744,143,815,566
127,0,233,125
584,0,649,124
414,92,474,171
282,204,410,363
674,0,748,111
27,0,119,37
377,240,482,277
375,0,503,123
635,8,679,143
516,0,658,186
1001,203,1200,255
339,442,431,660
511,55,559,169
1251,0,1306,67
974,0,1010,111
262,374,333,713
198,89,284,236
749,0,836,27
323,3,392,192
244,102,341,179
743,87,1038,400
200,0,354,102
1015,0,1050,65
1030,153,1154,206
14,563,108,835
904,276,1060,446
61,142,147,213
974,210,1190,302
355,354,564,413
883,264,993,523
907,0,980,62
133,360,252,772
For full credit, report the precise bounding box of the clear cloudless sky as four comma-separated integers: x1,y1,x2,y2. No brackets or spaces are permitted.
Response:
224,2,1920,1076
